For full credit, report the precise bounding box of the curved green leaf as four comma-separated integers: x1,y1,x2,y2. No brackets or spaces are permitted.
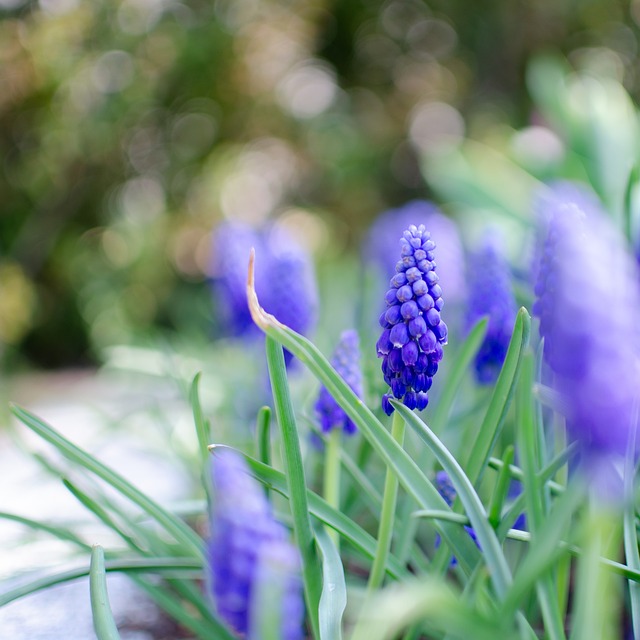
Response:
10,404,204,558
392,401,512,600
315,526,347,640
239,452,407,579
90,545,121,640
464,307,531,485
265,336,322,640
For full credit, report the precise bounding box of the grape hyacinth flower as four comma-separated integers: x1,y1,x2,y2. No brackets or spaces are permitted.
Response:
534,198,640,461
210,221,318,363
434,471,480,566
466,233,516,384
366,200,466,307
315,329,363,434
259,226,319,363
210,221,263,336
377,224,447,415
208,450,304,639
530,180,604,284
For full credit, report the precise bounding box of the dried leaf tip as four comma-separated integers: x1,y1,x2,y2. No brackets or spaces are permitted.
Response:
246,247,286,332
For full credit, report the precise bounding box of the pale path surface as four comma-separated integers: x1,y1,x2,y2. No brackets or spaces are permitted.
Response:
0,369,197,639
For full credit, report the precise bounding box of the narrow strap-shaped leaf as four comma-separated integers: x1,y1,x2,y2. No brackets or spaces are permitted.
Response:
623,163,640,244
128,575,229,640
0,557,203,607
464,307,531,486
500,479,584,617
413,514,640,583
256,405,272,468
623,409,640,637
90,545,121,640
392,401,512,600
265,336,322,639
246,251,481,573
488,446,515,529
429,317,488,432
368,410,405,591
239,452,407,579
63,478,143,552
315,525,347,640
516,355,566,640
0,511,91,550
349,578,507,640
190,373,213,508
11,404,204,558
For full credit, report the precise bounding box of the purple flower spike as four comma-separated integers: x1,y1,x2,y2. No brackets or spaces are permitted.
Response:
534,196,640,461
365,200,466,306
210,222,318,365
465,233,517,384
210,221,263,335
208,450,304,639
315,330,363,434
377,224,447,414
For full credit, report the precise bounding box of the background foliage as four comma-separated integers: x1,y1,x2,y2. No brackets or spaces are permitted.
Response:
2,0,640,368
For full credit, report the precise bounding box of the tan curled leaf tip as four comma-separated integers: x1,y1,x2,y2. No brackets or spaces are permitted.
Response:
246,248,286,332
207,443,232,454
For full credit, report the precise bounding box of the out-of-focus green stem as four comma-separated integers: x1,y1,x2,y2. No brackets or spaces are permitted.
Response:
324,428,342,551
368,410,405,591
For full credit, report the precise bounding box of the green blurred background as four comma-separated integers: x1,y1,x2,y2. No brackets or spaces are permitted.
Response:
1,0,639,370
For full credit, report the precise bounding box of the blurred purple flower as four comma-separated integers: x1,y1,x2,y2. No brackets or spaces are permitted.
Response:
208,450,304,639
465,233,517,384
259,226,318,356
366,200,466,306
531,180,605,283
210,221,318,362
210,221,262,336
534,196,640,459
377,224,447,415
315,329,363,434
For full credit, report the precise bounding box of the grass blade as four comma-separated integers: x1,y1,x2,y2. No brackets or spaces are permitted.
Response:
0,557,203,607
392,401,512,600
623,412,640,637
239,451,407,579
464,307,531,486
500,479,584,617
0,511,91,550
256,405,272,467
516,355,566,640
11,404,204,558
429,317,488,432
315,525,347,640
190,373,213,507
265,336,322,639
349,578,506,640
368,411,405,591
90,545,121,640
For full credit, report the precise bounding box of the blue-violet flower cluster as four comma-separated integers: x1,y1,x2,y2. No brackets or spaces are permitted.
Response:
377,224,447,415
208,450,304,640
315,329,363,434
366,200,466,306
534,196,640,459
465,233,516,384
210,221,318,353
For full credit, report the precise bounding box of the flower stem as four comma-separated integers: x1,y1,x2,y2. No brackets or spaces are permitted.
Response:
368,410,406,591
323,428,342,551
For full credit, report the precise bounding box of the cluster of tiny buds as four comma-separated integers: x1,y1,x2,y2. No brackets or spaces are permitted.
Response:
377,224,447,415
